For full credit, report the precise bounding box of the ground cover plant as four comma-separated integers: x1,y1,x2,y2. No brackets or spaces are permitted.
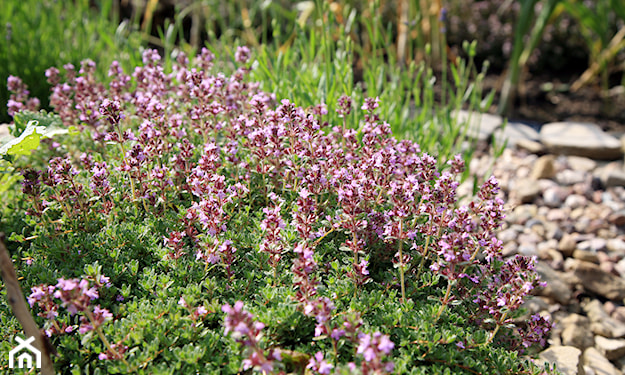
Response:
0,47,556,374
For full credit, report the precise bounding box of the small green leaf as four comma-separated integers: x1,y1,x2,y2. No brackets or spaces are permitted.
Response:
0,120,68,156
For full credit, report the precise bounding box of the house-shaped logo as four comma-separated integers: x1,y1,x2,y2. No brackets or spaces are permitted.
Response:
8,335,41,369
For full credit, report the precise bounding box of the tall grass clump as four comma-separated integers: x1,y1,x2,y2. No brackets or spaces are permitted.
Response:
156,0,495,165
0,0,143,123
0,48,554,374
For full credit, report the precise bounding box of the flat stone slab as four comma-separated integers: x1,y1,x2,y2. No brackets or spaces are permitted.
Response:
581,347,622,375
494,121,540,148
540,122,623,160
539,346,582,375
454,110,502,142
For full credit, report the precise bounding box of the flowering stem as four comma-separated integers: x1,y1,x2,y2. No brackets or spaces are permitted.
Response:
85,310,128,366
484,312,508,346
435,278,454,321
415,234,431,280
398,219,406,303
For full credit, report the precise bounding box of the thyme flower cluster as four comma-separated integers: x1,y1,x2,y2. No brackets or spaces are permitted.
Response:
6,46,551,373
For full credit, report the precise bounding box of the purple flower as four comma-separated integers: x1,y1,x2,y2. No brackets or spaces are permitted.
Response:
234,46,251,64
307,352,333,375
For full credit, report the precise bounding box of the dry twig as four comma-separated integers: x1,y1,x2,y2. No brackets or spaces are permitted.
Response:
0,233,56,374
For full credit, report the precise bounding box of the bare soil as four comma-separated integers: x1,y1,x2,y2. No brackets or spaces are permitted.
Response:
481,73,625,133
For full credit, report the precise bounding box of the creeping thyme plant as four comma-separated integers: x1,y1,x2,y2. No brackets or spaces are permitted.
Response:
0,48,554,374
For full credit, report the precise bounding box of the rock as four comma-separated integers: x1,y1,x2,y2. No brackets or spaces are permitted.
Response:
584,300,625,338
557,169,588,185
572,249,599,264
582,347,623,375
614,307,625,324
559,234,578,257
564,194,588,209
568,259,625,300
494,121,540,148
543,187,565,207
603,169,625,188
545,223,564,241
522,296,551,315
608,211,625,226
513,179,542,203
561,314,595,350
508,204,538,225
548,208,570,221
517,138,547,154
539,346,582,375
540,122,623,160
595,336,625,361
535,261,573,304
501,242,518,257
615,259,625,278
518,243,538,256
455,110,502,142
568,156,598,173
531,155,557,180
607,239,625,253
498,228,520,243
578,238,607,252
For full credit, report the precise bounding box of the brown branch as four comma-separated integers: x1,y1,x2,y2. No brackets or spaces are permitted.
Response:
0,233,56,374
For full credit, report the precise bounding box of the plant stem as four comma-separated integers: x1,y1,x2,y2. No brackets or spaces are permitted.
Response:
435,277,454,320
86,310,129,366
484,312,508,346
398,219,406,303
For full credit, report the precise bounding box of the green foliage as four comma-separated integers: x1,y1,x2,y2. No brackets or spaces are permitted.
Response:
0,0,143,123
0,49,555,373
158,0,494,164
0,1,557,373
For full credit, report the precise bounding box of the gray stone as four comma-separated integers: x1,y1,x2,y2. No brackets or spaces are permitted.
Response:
562,325,595,350
544,187,565,207
516,138,547,154
595,336,625,361
584,300,625,338
536,261,573,304
498,228,520,243
568,259,625,300
514,178,542,203
508,204,538,225
602,169,625,188
561,314,595,350
455,110,502,142
539,346,582,375
557,169,588,185
540,122,623,160
494,121,540,148
548,208,570,221
607,239,625,253
572,249,599,264
578,238,607,252
518,243,538,256
521,296,551,315
564,194,588,209
568,156,598,172
581,347,623,375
